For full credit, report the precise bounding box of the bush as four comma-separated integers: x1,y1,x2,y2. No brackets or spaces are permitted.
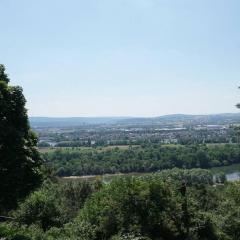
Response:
14,189,62,231
0,223,44,240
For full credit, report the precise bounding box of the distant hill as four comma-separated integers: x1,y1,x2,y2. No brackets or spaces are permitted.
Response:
30,113,240,128
29,117,132,127
117,113,240,125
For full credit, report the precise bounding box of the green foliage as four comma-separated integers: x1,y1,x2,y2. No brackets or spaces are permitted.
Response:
0,223,43,240
215,171,227,183
156,168,213,186
111,233,151,240
43,144,240,176
13,189,62,231
69,170,217,239
0,65,9,83
0,65,42,212
13,179,98,232
2,163,240,240
62,221,97,240
56,180,98,221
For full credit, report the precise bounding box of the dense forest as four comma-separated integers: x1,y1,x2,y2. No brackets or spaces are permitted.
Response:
43,144,240,176
1,168,240,240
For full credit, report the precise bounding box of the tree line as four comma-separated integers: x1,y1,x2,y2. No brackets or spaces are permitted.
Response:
42,143,240,176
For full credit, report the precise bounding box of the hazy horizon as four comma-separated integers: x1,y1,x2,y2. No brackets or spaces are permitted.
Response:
29,112,240,118
1,0,240,117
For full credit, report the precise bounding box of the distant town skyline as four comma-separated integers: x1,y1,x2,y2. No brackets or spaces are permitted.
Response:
1,0,240,117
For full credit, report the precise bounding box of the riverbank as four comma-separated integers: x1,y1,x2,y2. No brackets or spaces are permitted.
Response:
62,163,240,182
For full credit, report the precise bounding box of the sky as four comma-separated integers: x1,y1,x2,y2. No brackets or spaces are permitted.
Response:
1,0,240,117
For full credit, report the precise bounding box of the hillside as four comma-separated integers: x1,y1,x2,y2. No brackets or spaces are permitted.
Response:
30,113,240,128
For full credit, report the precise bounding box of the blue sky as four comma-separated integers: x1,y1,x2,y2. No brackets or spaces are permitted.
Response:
1,0,240,117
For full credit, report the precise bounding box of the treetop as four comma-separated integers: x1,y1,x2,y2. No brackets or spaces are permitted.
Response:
0,64,10,83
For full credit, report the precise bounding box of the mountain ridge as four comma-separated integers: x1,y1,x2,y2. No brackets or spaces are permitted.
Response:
30,113,240,127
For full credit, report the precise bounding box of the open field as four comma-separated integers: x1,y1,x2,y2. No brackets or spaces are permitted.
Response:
39,142,239,153
38,144,138,153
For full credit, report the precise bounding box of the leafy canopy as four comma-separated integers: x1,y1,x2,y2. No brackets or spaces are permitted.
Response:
0,64,42,213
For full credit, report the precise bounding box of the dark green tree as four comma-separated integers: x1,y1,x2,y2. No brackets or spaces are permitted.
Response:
0,65,42,213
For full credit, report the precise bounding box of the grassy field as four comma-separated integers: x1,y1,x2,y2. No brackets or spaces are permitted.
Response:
38,145,137,153
39,143,236,153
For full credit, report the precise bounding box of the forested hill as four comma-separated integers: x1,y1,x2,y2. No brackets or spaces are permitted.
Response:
30,113,240,127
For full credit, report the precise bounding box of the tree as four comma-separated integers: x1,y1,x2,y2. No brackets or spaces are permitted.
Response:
0,65,42,213
14,189,62,231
